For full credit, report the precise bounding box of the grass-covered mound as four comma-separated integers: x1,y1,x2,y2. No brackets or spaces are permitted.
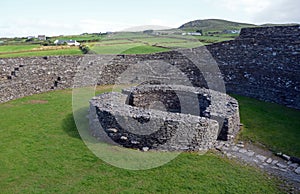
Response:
0,88,288,193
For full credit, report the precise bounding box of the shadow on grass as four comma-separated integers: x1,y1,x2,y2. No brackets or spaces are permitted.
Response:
61,106,99,144
61,113,81,139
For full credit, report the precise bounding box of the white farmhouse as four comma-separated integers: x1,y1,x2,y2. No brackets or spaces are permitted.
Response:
54,39,80,46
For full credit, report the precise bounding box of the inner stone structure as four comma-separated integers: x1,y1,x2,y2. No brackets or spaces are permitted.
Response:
89,85,240,151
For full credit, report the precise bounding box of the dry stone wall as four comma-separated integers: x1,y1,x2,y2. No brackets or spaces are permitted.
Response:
89,85,239,151
207,25,300,109
0,25,299,110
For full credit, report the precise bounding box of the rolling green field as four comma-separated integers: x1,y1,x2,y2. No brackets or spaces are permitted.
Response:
103,32,153,40
49,34,103,42
91,42,170,54
0,31,235,58
233,95,300,157
90,33,217,54
122,45,170,54
0,88,285,193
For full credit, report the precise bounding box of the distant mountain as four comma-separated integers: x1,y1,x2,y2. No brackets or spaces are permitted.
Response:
178,19,299,32
178,19,256,32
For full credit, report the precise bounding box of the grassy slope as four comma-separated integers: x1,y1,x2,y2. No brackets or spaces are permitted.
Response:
233,95,300,157
0,89,281,193
178,19,256,32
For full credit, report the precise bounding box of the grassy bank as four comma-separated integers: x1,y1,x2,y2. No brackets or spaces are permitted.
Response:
233,95,300,157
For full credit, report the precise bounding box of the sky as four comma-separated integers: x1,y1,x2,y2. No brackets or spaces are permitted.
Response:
0,0,299,37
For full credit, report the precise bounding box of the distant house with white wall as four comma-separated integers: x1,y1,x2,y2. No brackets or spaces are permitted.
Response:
54,39,80,46
222,30,240,34
38,35,46,41
182,32,202,36
27,36,35,40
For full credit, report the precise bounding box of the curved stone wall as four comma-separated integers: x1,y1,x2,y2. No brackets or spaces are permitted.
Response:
0,25,299,110
89,85,239,151
207,25,300,109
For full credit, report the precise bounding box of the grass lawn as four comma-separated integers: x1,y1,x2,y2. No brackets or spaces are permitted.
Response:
0,88,282,193
233,95,300,157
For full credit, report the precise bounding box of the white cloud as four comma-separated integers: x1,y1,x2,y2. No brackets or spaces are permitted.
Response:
216,0,300,24
253,0,300,23
79,19,133,33
220,0,271,13
1,0,299,37
0,19,80,37
0,19,134,37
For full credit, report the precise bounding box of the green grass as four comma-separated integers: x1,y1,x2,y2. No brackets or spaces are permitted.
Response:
233,95,300,157
91,43,144,54
0,48,83,58
90,35,209,54
195,36,234,43
138,37,188,44
0,33,232,57
157,41,206,48
49,34,103,42
93,39,135,45
0,45,40,53
91,43,169,54
122,45,169,54
179,19,256,32
0,88,282,193
104,32,153,39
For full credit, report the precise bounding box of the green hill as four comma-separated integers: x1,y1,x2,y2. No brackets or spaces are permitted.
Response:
178,19,299,33
178,19,256,32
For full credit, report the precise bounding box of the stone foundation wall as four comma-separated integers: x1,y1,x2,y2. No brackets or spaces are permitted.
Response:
89,85,239,151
